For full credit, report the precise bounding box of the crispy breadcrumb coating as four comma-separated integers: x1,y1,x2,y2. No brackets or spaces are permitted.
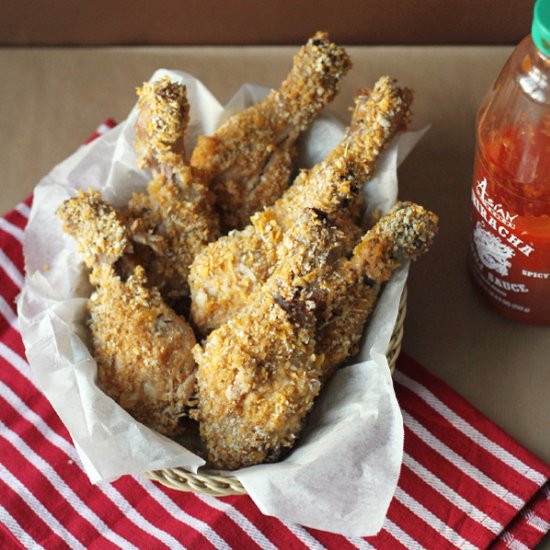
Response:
134,76,189,172
89,264,196,436
190,31,352,230
57,190,197,436
193,202,437,469
189,76,413,335
126,77,220,303
56,189,133,268
192,210,342,469
316,201,439,377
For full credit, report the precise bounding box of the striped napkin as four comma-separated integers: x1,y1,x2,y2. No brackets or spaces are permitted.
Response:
1,122,549,549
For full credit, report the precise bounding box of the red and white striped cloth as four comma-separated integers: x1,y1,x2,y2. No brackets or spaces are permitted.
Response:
0,121,549,549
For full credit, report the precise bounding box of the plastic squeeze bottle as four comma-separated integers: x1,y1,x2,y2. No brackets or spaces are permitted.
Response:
469,0,550,323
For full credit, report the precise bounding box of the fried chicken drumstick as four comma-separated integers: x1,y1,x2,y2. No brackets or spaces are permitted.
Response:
193,202,438,470
57,189,197,436
189,76,413,335
316,201,439,377
190,31,352,231
125,77,220,303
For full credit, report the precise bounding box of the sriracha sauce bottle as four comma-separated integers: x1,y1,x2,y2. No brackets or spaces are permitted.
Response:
469,0,550,324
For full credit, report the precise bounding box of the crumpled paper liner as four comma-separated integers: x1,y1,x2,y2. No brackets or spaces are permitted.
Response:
17,69,427,536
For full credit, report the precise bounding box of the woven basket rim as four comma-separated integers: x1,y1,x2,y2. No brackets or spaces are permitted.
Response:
145,285,407,497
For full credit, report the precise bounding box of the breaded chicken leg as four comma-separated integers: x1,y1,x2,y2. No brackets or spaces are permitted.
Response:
193,202,437,469
192,209,344,469
315,201,439,377
126,77,220,303
57,189,197,436
189,76,413,335
190,31,352,230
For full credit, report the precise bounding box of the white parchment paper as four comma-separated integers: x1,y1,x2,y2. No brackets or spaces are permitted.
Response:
17,69,426,536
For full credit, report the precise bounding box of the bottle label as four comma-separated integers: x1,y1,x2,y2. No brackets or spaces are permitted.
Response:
470,174,550,322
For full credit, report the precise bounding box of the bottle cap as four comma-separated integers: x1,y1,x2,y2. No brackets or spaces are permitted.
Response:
533,0,550,55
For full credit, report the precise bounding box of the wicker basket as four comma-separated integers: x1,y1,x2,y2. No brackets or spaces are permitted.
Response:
146,286,408,497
